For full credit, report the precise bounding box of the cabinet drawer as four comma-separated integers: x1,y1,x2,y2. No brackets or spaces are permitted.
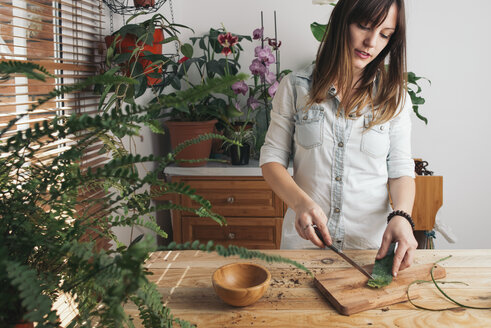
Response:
178,178,283,217
182,217,282,249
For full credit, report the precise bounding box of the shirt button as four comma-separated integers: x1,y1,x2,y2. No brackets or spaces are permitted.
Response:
348,114,354,118
336,240,342,244
338,142,344,147
380,126,384,131
335,176,342,182
334,208,340,213
303,115,308,120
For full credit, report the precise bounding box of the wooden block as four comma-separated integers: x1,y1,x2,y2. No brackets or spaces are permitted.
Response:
314,263,446,315
413,176,443,230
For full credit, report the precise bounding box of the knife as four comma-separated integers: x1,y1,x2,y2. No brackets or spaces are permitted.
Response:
314,226,374,280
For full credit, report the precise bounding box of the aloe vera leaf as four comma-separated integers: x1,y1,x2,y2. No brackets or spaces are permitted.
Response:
367,243,396,288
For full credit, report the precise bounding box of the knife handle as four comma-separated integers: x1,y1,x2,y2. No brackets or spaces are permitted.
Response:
313,226,340,253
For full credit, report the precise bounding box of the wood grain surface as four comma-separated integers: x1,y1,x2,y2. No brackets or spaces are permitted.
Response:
314,263,446,315
125,249,491,327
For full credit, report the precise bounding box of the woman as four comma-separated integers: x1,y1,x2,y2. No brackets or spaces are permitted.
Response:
260,0,417,277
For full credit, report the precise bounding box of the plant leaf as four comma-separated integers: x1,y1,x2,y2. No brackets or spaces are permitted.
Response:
367,243,395,288
310,22,328,42
180,43,194,58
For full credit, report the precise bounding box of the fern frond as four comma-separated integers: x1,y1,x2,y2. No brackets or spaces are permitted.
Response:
0,60,54,81
160,241,312,275
158,73,248,109
5,261,60,326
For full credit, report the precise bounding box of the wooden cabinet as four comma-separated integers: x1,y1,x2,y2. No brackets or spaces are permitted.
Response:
166,176,285,249
154,162,442,250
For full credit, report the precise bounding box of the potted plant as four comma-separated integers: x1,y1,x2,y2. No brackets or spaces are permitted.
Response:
0,61,309,327
134,0,155,8
102,13,191,101
223,121,256,165
153,27,252,166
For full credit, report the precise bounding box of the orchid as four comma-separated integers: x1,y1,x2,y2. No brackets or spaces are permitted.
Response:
247,96,260,110
268,80,279,98
249,58,267,76
159,27,251,123
218,32,239,56
232,81,248,95
255,46,276,65
265,71,276,84
252,27,263,40
267,37,282,50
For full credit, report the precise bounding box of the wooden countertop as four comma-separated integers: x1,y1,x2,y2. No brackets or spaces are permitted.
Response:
126,249,491,327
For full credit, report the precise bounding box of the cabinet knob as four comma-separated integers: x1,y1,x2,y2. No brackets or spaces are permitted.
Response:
228,232,236,240
226,196,235,204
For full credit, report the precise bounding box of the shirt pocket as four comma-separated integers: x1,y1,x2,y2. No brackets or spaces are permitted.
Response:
294,107,324,149
361,120,390,158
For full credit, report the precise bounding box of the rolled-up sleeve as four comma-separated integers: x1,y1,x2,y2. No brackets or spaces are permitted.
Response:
259,74,296,168
387,92,415,178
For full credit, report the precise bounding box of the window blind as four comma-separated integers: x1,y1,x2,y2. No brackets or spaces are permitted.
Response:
0,0,109,246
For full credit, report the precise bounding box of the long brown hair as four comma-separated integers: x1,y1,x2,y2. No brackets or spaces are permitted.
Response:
310,0,407,127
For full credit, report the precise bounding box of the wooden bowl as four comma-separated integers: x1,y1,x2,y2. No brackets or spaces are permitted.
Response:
212,262,271,307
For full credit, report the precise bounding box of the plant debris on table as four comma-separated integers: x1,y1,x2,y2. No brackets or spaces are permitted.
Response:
407,255,491,311
367,243,396,288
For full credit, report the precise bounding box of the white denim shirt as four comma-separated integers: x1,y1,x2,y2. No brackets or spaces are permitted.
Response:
260,65,415,250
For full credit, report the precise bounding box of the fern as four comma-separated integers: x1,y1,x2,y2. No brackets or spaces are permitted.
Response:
158,73,248,110
0,56,304,328
160,241,312,275
5,261,59,327
0,60,54,81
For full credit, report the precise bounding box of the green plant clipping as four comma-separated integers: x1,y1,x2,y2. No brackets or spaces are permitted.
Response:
367,243,396,288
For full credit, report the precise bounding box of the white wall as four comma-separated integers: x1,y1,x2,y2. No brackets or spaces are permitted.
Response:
105,0,491,249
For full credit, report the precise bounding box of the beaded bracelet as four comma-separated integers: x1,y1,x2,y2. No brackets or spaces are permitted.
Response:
387,210,415,230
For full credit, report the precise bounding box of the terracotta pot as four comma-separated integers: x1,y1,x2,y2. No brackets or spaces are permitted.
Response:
104,29,164,85
14,323,34,328
134,0,155,8
166,120,217,167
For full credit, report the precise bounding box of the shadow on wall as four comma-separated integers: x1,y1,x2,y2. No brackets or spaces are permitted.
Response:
153,122,173,246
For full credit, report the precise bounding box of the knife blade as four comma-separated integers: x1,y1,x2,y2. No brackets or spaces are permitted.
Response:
314,226,374,280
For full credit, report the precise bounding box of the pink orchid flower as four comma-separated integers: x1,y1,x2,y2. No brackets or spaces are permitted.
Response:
231,81,248,95
268,80,279,98
265,70,276,84
249,58,267,76
252,27,264,40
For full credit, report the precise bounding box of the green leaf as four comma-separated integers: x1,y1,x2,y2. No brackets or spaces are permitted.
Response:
146,119,165,134
180,43,194,58
311,22,328,42
113,52,131,64
206,60,225,77
367,243,395,288
225,104,243,118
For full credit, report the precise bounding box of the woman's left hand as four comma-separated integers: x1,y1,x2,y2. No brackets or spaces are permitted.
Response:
376,215,418,277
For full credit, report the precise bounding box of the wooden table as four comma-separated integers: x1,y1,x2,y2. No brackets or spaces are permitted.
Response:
126,249,491,327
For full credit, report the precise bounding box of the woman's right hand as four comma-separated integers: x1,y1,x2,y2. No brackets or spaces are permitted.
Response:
294,201,332,248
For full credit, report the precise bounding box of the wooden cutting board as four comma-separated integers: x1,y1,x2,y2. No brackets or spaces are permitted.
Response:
314,263,446,315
